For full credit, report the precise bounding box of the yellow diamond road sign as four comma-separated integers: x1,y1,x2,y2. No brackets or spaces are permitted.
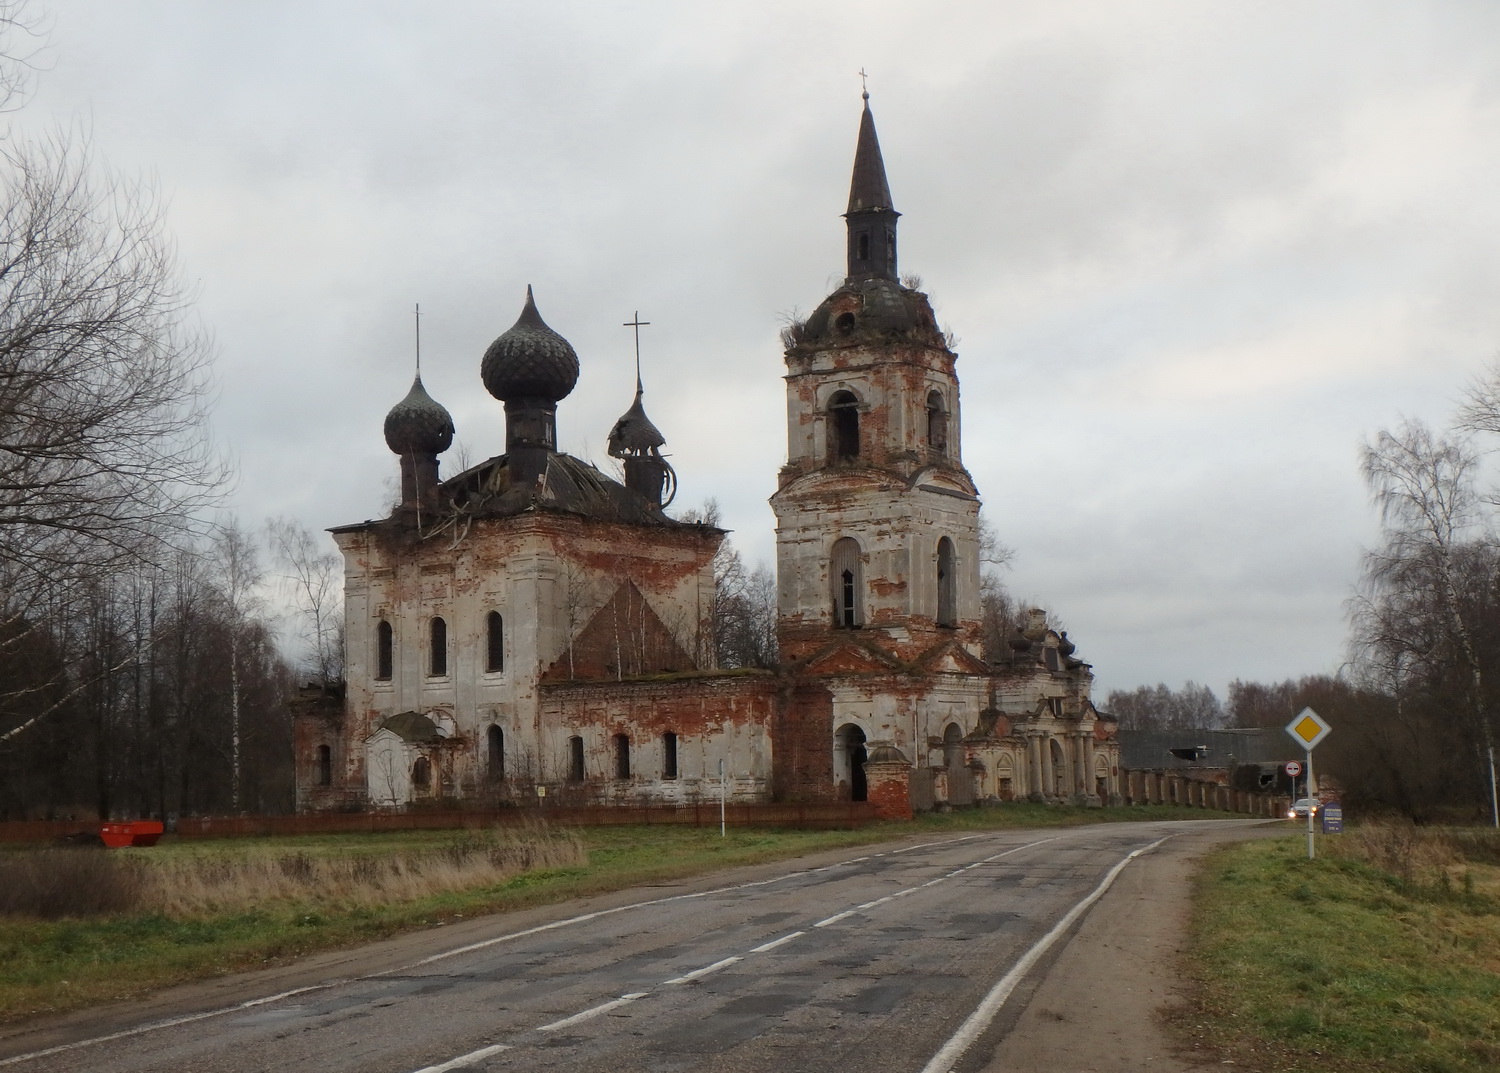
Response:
1286,707,1331,750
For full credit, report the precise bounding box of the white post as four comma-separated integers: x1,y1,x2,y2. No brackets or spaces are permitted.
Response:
1489,745,1498,830
1306,746,1316,861
719,758,726,838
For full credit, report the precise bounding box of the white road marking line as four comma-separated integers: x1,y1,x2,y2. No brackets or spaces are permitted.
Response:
750,931,804,953
663,955,743,986
0,985,335,1068
0,829,1058,1067
918,836,1172,1073
536,993,648,1033
410,1042,511,1072
813,910,855,927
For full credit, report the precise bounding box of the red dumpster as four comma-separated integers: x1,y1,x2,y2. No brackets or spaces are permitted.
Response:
99,820,164,848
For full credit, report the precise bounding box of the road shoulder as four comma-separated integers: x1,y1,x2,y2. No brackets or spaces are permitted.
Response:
976,821,1280,1073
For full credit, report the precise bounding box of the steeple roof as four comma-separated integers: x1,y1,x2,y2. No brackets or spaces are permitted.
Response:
846,96,895,215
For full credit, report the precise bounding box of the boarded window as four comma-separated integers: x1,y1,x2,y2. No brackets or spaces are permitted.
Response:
487,725,504,781
412,755,431,789
827,390,860,460
937,536,957,627
486,611,504,672
662,731,678,780
614,733,631,780
376,620,393,681
831,537,863,627
926,390,947,453
316,744,332,786
568,736,585,782
429,617,447,677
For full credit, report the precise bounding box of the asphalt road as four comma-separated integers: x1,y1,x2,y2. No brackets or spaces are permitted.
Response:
1,819,1262,1073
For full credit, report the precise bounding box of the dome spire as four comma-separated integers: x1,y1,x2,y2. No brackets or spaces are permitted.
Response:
844,84,900,282
481,286,582,487
608,311,675,508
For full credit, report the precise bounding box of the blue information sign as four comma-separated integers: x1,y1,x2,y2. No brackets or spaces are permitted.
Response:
1321,801,1343,834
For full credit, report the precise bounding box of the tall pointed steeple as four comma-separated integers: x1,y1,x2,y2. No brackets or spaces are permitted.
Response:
844,92,901,282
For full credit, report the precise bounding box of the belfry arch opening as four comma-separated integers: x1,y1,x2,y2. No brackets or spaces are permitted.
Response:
926,390,948,453
937,536,957,628
831,537,863,628
835,723,868,802
827,390,860,461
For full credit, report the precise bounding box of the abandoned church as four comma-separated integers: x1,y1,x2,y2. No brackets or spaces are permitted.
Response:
293,96,1122,818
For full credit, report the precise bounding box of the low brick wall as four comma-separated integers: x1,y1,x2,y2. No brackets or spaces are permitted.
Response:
0,803,880,843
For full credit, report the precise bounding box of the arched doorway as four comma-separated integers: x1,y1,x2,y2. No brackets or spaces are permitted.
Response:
1049,737,1067,796
835,723,868,802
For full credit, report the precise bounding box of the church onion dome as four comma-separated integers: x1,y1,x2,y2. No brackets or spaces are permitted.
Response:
607,387,666,457
383,374,455,455
798,276,942,347
481,285,581,403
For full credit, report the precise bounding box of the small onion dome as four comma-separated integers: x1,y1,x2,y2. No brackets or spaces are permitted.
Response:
607,387,666,457
865,742,910,765
481,285,581,403
1058,632,1077,657
383,374,455,455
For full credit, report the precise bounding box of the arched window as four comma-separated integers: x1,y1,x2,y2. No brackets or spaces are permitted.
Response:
926,390,948,454
937,536,957,628
662,731,678,780
412,755,431,789
827,390,860,461
487,725,504,781
486,611,504,673
614,733,631,780
376,620,393,681
429,617,447,677
567,735,585,782
831,537,863,628
856,231,869,261
316,744,332,787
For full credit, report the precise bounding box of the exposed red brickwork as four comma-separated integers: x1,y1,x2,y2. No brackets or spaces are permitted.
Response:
864,763,913,820
541,580,695,682
774,680,837,802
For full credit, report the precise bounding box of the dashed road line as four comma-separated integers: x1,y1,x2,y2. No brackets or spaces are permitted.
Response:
536,994,649,1033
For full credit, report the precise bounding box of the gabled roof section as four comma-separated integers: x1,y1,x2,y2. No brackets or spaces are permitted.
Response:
911,637,990,676
793,637,906,677
542,580,696,682
371,711,444,743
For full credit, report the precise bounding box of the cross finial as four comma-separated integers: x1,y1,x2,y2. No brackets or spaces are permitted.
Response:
623,311,650,392
859,67,869,101
414,303,422,377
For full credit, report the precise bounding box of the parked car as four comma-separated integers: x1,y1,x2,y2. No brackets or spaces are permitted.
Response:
1287,797,1320,820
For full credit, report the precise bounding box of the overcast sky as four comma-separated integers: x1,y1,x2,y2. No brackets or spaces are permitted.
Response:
17,1,1500,702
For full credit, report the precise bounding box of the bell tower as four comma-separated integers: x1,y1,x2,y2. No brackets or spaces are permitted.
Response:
771,94,983,664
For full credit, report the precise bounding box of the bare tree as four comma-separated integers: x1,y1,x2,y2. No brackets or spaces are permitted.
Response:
1355,420,1498,823
266,517,344,687
211,520,262,811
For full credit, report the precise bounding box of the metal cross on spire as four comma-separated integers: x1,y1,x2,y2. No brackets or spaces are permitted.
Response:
414,303,422,377
623,311,650,391
859,67,869,100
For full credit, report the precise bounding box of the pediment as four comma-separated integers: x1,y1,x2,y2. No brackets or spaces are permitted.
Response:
798,638,905,676
542,580,695,682
912,638,990,675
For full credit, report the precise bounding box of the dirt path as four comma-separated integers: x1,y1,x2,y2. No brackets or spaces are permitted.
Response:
975,821,1280,1073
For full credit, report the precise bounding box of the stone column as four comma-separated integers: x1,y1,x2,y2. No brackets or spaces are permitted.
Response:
1040,735,1054,799
1027,732,1043,801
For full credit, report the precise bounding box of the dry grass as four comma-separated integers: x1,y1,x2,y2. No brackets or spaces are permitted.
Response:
0,823,585,919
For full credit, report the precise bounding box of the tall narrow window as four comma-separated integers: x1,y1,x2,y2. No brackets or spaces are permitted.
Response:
316,744,332,787
486,611,504,672
376,620,393,681
614,733,631,780
662,731,678,780
487,725,504,781
937,536,957,628
429,617,447,677
926,390,948,454
856,231,870,261
827,390,860,461
568,736,585,782
831,537,863,628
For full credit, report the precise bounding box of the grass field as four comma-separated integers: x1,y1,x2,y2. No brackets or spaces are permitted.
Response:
1184,825,1500,1073
0,802,1231,1023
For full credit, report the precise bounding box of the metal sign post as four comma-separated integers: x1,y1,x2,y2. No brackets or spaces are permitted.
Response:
1285,708,1332,860
719,758,726,839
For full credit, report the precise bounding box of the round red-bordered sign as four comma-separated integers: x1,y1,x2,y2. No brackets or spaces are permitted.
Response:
1285,760,1302,776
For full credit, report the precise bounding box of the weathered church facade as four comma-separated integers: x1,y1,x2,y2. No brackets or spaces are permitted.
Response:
294,98,1121,818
